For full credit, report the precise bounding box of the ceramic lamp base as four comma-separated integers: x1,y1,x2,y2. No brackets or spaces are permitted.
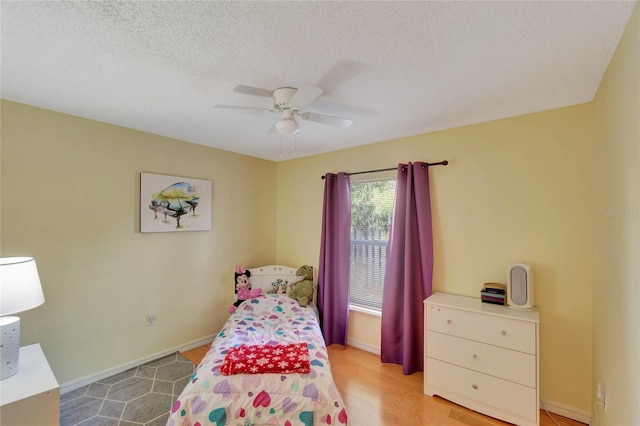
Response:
1,316,21,379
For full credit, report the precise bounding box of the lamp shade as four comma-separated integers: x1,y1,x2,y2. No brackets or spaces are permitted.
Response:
0,257,45,316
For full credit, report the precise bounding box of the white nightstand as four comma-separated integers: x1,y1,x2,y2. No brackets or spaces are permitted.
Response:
0,344,60,426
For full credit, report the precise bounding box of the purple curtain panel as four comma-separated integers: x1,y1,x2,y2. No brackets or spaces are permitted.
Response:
317,172,352,346
381,162,434,374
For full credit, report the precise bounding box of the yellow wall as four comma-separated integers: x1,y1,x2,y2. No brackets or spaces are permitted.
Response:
592,4,640,425
0,101,277,383
276,104,595,412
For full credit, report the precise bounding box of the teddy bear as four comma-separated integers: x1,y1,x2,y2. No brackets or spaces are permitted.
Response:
287,265,315,307
229,265,261,313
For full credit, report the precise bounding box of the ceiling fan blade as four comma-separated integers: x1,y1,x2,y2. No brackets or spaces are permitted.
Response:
232,85,273,98
213,104,276,113
289,84,323,110
297,112,353,128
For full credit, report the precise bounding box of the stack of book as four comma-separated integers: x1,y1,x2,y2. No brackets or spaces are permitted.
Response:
481,283,506,305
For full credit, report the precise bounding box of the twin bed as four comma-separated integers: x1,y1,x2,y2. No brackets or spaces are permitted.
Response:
168,265,348,426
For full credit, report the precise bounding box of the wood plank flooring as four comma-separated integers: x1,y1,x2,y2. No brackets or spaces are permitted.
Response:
181,343,210,365
181,344,586,426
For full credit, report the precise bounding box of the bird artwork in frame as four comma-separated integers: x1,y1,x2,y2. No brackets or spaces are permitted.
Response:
140,172,212,232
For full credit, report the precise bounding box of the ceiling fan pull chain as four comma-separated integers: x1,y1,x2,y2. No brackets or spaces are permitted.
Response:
280,135,283,161
294,133,297,157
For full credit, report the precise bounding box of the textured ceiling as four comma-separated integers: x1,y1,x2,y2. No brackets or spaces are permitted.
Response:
1,1,636,162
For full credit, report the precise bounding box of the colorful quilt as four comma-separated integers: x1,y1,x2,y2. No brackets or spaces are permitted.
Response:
168,294,349,426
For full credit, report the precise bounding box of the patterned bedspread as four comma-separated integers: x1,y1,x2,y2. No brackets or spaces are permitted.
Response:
168,294,348,426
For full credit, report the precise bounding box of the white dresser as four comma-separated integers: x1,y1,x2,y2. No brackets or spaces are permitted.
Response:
424,292,539,426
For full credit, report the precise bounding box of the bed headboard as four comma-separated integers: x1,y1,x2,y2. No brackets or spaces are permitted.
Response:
248,265,300,294
240,265,316,301
238,264,317,307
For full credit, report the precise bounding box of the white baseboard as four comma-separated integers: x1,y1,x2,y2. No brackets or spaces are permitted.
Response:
541,399,591,424
347,338,381,355
59,335,215,395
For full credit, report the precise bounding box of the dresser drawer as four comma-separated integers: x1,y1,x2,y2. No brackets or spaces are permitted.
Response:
426,304,536,354
426,330,536,387
426,358,537,422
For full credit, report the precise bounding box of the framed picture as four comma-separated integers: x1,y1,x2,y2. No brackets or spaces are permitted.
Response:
140,172,212,232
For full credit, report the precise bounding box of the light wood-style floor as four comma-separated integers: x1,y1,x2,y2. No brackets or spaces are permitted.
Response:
181,344,586,426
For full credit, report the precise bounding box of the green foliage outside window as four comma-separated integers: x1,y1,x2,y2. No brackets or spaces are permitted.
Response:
350,179,396,240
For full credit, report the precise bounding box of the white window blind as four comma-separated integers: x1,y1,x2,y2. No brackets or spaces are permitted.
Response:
349,177,396,311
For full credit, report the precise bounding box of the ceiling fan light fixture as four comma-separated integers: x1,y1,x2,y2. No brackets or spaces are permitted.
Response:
275,118,299,135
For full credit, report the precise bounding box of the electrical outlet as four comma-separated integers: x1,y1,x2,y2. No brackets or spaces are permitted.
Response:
146,312,156,326
596,382,607,413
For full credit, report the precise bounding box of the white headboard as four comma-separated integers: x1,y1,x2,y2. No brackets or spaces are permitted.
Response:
248,265,300,294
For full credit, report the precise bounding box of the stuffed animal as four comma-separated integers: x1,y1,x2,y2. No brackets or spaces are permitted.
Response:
288,265,315,307
270,279,288,295
229,265,261,313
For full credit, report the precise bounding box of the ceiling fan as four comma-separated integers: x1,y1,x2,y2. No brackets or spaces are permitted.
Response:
214,84,353,135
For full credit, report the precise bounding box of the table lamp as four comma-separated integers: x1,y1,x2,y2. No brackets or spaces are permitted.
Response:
0,257,45,380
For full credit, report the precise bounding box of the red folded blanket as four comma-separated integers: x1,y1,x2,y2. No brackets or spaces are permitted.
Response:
221,343,311,375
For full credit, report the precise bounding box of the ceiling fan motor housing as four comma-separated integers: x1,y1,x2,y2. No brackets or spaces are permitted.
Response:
272,87,298,111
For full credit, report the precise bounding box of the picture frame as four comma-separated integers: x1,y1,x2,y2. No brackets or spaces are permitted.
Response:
140,172,212,233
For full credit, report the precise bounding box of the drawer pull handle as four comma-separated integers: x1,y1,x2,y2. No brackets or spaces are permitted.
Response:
472,384,478,390
472,354,478,359
501,330,507,336
447,320,452,324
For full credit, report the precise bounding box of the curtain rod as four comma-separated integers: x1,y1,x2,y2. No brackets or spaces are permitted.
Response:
320,160,448,179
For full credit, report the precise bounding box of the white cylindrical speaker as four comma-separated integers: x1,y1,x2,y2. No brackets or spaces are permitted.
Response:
507,263,533,310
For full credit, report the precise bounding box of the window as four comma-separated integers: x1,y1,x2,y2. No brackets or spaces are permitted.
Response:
349,177,396,311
